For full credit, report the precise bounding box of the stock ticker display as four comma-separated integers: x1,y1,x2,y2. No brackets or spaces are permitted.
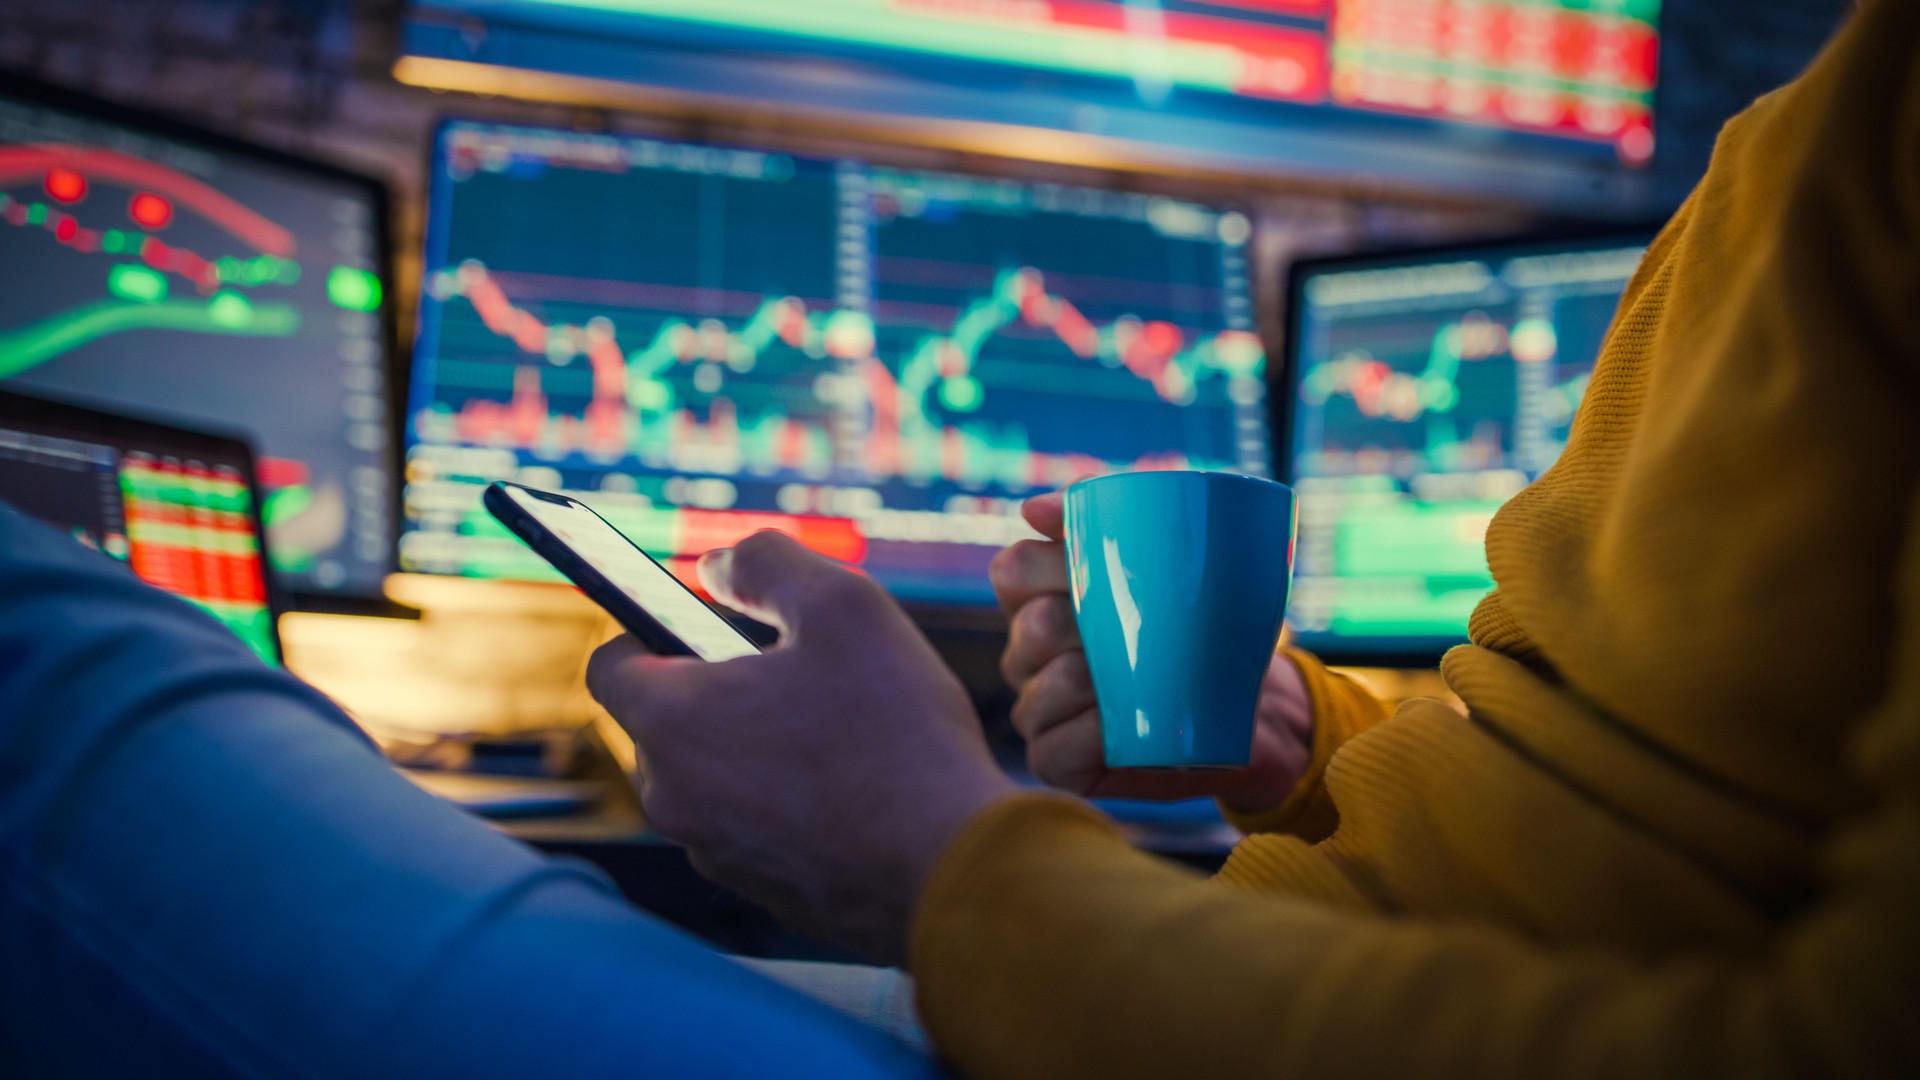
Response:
405,1,1662,166
1285,234,1649,657
0,425,277,663
0,84,393,599
403,121,1267,604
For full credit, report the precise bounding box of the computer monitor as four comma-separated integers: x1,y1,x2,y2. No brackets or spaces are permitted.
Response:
1280,230,1654,664
399,1,1663,215
0,74,398,606
0,389,281,664
403,120,1268,608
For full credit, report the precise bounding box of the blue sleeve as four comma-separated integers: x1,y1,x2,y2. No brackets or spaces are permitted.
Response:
0,504,932,1078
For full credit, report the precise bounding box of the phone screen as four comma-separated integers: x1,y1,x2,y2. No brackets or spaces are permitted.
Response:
502,487,760,661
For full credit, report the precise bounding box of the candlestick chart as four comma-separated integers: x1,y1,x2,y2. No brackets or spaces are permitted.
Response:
0,86,395,598
1285,236,1650,656
403,122,1266,604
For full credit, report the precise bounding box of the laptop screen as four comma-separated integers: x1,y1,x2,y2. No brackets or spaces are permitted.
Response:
0,390,280,664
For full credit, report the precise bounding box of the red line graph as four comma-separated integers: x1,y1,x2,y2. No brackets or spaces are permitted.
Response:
445,262,842,469
455,263,633,453
438,263,1247,487
0,145,296,256
1,196,230,290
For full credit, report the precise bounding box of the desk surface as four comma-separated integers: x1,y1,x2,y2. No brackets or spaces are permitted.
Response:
414,757,1236,959
479,768,1240,859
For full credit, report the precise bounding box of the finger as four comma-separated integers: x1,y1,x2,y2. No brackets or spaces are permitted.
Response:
635,779,718,849
1001,593,1082,686
1024,715,1106,795
584,633,649,706
988,537,1071,616
699,530,873,636
1211,721,1312,814
585,634,700,731
1008,650,1098,742
1021,491,1065,540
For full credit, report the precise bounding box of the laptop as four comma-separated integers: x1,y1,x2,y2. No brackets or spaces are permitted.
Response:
0,389,283,664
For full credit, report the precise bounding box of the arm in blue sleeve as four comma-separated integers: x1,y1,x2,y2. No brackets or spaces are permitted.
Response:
0,504,931,1079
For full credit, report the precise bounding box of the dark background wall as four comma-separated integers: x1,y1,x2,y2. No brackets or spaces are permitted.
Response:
1652,0,1853,201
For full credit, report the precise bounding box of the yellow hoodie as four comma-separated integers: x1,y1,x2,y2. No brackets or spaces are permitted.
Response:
910,2,1920,1075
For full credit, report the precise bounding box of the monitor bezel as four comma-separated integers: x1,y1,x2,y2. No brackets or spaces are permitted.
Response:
1273,224,1664,670
0,69,408,615
0,386,288,664
409,113,1270,626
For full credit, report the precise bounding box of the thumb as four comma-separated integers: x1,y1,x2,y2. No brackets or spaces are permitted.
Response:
697,530,862,635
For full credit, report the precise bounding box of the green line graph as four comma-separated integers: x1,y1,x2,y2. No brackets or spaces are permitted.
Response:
0,295,301,378
620,296,869,410
896,266,1258,426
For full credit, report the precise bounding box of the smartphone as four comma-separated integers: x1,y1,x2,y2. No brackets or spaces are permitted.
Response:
483,481,761,661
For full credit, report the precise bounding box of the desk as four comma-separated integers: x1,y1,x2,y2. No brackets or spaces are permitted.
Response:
469,756,1237,959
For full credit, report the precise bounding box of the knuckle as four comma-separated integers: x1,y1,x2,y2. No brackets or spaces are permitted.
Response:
1028,730,1100,795
1029,594,1080,647
1010,597,1047,644
997,642,1026,686
639,788,714,848
995,540,1042,582
1038,649,1091,697
1060,652,1093,694
1008,691,1042,738
986,543,1016,587
735,529,787,556
1028,748,1081,794
730,529,787,569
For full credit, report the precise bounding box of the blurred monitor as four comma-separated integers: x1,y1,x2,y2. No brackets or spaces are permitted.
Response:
0,74,398,606
0,389,281,664
1280,229,1654,663
403,120,1268,608
400,1,1662,214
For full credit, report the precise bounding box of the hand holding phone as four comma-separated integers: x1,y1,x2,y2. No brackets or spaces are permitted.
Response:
483,481,760,661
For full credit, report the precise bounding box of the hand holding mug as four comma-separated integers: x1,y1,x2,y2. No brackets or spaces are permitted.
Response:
990,487,1315,815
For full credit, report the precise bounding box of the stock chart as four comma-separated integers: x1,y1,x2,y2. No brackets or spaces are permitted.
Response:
406,1,1661,167
862,169,1264,597
403,121,1266,604
0,400,279,664
1285,236,1649,656
0,82,394,599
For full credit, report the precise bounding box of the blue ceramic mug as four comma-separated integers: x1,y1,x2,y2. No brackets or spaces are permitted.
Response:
1063,470,1298,770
